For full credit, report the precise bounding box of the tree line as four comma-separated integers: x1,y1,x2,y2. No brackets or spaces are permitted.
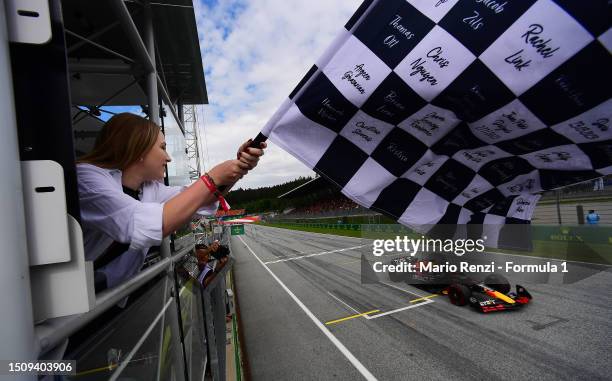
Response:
226,176,314,213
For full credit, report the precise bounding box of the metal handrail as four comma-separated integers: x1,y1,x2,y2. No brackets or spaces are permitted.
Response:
35,243,194,356
110,297,175,381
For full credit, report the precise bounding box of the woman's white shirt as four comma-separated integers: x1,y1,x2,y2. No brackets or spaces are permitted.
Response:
77,163,217,288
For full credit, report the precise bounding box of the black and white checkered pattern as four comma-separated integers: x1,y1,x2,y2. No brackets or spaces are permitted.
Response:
262,0,612,247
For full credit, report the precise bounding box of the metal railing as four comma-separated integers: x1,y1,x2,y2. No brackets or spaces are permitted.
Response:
201,258,233,381
34,225,234,380
35,244,193,357
199,225,232,381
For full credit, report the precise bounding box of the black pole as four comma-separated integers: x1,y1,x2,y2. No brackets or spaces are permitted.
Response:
556,190,562,225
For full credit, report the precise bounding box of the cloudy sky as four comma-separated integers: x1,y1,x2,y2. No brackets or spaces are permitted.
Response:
192,0,361,189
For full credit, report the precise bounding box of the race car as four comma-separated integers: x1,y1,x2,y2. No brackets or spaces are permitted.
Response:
446,276,532,313
387,254,532,313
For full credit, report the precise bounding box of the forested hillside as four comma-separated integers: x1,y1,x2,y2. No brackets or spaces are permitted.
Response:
226,176,313,212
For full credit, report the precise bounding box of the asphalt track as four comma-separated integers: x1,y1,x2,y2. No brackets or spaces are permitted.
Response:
231,225,612,381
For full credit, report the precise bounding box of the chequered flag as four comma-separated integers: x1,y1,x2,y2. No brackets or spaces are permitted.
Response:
261,0,612,248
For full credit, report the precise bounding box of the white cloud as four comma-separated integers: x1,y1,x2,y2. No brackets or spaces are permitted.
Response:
193,0,361,189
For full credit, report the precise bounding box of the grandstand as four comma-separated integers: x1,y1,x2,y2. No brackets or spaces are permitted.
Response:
274,175,612,225
274,176,374,219
286,194,361,216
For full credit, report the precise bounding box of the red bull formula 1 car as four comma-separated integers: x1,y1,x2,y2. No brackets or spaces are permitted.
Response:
389,255,532,313
445,275,532,313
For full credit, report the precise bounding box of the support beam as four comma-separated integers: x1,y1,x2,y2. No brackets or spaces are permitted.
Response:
67,19,123,53
157,73,185,133
141,0,171,260
72,77,140,125
143,2,159,124
108,0,154,72
177,97,183,124
65,29,135,63
108,0,185,133
68,60,136,74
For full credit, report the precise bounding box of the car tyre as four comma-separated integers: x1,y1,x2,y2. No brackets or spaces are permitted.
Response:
448,283,471,306
388,271,405,282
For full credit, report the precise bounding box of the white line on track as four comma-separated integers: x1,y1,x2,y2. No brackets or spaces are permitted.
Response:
367,300,435,320
379,281,428,298
238,236,378,381
263,244,369,264
328,291,361,315
358,282,434,319
327,283,434,319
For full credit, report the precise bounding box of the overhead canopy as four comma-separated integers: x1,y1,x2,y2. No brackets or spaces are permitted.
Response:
63,0,208,106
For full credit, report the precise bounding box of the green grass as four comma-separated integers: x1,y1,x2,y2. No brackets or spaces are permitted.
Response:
262,222,363,238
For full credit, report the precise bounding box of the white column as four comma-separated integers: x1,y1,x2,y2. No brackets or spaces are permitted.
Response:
0,2,37,378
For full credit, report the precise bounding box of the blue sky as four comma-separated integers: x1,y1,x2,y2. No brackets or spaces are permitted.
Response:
191,0,361,189
96,105,143,122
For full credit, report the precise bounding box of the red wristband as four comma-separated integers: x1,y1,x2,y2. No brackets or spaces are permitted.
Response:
200,173,230,212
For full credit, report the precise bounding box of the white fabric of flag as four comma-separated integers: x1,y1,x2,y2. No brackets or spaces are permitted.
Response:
261,0,612,245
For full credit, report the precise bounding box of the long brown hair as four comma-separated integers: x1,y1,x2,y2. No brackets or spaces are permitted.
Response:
77,113,160,170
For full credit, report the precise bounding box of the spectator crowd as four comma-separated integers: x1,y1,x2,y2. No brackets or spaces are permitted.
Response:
289,195,361,215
